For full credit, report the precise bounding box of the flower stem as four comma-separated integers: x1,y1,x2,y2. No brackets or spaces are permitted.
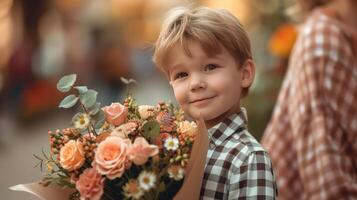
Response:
80,103,98,136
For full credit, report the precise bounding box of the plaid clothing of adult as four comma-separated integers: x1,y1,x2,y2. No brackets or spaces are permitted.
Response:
261,9,357,200
200,110,277,199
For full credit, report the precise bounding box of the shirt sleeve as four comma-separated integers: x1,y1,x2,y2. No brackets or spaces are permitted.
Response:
228,151,277,200
289,21,357,198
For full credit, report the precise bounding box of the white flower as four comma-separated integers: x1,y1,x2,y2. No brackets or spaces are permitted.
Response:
110,122,137,138
138,171,157,191
73,113,90,129
123,180,144,200
164,137,179,151
168,165,185,181
138,105,155,120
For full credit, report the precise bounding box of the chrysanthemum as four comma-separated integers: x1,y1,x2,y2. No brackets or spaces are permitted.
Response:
168,165,185,181
138,171,157,191
73,113,90,129
123,180,144,200
156,111,176,132
164,137,179,151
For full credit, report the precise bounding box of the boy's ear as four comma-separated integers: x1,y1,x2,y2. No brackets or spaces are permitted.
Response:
241,59,255,88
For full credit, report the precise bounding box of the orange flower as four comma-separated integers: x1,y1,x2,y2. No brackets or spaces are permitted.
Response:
177,121,198,142
59,140,85,171
268,24,298,58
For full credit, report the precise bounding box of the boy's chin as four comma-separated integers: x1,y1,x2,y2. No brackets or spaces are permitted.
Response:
187,111,216,121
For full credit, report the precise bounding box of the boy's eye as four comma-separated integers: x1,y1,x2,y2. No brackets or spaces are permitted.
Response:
174,72,188,80
204,64,218,72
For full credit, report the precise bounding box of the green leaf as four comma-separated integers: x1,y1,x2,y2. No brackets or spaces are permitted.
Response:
158,182,166,192
89,103,101,115
80,89,97,108
74,86,88,94
94,111,106,129
59,95,79,108
57,74,77,92
141,120,160,140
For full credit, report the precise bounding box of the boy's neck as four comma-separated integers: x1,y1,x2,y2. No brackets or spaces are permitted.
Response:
204,105,241,129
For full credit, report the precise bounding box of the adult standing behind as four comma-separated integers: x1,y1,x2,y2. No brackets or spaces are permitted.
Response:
261,0,357,199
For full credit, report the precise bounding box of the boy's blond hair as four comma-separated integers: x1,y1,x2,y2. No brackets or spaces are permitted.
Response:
153,6,253,97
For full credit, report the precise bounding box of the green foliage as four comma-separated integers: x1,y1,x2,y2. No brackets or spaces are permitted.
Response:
79,89,98,108
56,74,103,135
94,111,106,129
74,86,88,94
34,149,74,189
141,120,160,141
57,74,77,92
59,95,79,108
89,103,101,115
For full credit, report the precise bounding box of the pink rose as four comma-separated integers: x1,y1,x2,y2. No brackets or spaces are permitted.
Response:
93,137,131,179
102,103,128,126
60,140,85,171
76,168,104,200
127,137,159,165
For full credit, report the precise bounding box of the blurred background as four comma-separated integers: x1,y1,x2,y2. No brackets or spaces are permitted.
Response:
0,0,297,199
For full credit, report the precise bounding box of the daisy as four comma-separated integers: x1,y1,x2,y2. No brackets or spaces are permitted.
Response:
138,171,157,191
123,180,144,200
168,165,185,181
73,113,90,129
164,137,179,151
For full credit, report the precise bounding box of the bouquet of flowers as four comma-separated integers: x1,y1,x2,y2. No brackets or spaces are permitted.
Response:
11,74,209,200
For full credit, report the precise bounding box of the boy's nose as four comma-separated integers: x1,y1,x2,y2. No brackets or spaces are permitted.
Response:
189,75,206,91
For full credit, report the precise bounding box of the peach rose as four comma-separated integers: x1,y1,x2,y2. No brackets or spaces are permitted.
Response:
102,103,128,126
93,136,131,179
76,168,104,200
60,140,85,171
127,137,159,165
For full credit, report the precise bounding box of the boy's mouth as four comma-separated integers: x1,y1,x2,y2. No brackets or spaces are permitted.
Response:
190,96,216,104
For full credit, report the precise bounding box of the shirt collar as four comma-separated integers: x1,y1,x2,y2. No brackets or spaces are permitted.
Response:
207,108,248,147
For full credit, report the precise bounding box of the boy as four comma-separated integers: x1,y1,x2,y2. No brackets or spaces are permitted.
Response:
153,6,277,199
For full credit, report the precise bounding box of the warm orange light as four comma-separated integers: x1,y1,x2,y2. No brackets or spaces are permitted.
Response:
201,0,252,26
268,24,298,58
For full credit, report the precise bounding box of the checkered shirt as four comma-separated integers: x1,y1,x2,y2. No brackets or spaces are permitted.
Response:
261,9,357,200
200,110,277,199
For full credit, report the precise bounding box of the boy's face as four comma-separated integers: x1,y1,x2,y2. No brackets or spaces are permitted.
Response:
166,41,251,128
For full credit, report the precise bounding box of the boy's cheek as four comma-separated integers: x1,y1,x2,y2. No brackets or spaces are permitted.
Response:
172,86,186,104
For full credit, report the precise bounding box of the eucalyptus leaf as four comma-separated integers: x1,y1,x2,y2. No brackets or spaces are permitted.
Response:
141,120,160,140
59,95,78,108
89,103,101,115
57,74,77,92
94,111,106,129
80,89,98,108
74,86,88,94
